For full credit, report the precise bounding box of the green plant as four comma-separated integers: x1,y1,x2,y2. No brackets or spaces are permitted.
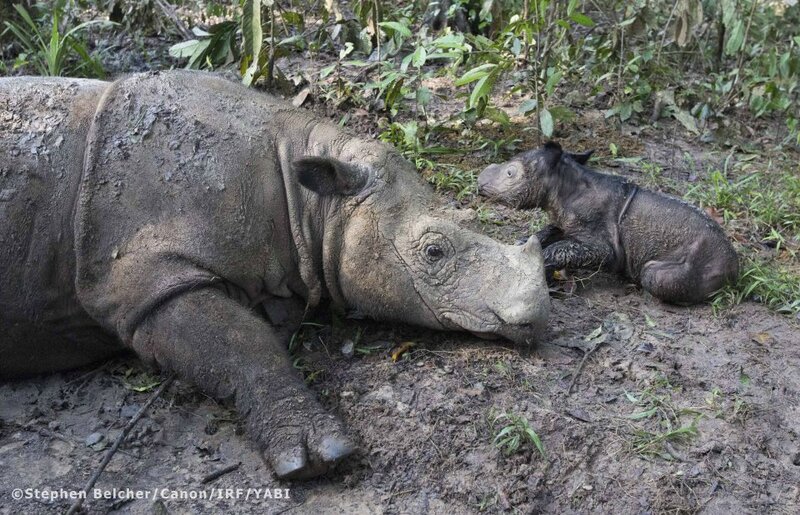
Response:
492,411,545,457
455,1,594,133
686,168,800,247
624,380,702,458
364,30,472,118
3,4,110,77
475,205,505,225
169,20,239,70
169,0,309,87
630,423,699,457
639,160,665,189
711,258,800,315
426,164,477,200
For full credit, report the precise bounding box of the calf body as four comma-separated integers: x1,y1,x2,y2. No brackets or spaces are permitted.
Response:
478,142,739,304
1,71,549,479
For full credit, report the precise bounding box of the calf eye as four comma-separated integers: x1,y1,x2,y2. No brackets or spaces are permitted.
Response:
425,244,444,261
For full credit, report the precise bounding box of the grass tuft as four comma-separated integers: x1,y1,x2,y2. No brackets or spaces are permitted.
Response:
492,411,545,458
712,259,800,315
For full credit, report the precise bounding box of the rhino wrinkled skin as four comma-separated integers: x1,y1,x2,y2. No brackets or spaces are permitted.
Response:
0,71,549,479
478,142,739,305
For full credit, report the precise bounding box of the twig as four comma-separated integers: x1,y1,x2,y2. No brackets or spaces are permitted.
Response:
616,19,625,121
266,0,276,88
68,363,107,399
656,0,680,66
65,362,107,387
723,0,760,107
425,430,443,460
568,342,604,394
154,0,193,40
66,374,176,515
374,0,381,60
200,462,241,484
386,489,415,502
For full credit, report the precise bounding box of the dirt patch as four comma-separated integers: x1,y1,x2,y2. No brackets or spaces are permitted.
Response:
2,278,798,514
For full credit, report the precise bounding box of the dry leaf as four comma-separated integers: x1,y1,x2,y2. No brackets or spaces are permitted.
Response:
750,332,775,346
391,341,416,362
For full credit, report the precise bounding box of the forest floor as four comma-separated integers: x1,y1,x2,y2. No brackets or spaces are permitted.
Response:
1,7,799,515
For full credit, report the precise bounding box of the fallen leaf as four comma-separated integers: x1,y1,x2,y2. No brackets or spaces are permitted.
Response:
704,206,724,225
750,332,774,345
292,87,311,107
391,341,416,362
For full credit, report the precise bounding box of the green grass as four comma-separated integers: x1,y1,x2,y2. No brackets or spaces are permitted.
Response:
684,167,800,315
630,424,699,457
623,379,703,459
711,258,800,315
686,170,800,245
638,160,666,189
3,4,110,77
427,165,478,200
492,411,545,458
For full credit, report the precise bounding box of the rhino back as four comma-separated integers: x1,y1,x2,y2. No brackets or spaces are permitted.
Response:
0,77,119,375
620,189,736,278
74,71,314,338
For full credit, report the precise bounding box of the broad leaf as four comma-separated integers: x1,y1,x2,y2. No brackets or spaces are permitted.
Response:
539,108,554,137
455,63,497,86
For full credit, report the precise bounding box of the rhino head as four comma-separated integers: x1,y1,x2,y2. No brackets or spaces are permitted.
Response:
293,153,549,345
477,141,593,208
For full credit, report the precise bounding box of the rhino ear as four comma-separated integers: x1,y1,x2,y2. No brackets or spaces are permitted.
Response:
293,157,368,196
542,141,563,167
568,149,594,165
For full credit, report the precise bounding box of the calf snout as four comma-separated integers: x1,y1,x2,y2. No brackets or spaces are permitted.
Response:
477,164,501,195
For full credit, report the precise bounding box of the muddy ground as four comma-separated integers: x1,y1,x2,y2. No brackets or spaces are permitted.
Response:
2,10,800,515
2,278,799,514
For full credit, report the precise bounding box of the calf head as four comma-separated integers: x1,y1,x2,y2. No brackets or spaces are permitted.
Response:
294,154,550,345
477,142,593,208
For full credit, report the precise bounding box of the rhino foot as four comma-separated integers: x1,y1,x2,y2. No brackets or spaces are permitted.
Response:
267,411,356,479
249,386,356,480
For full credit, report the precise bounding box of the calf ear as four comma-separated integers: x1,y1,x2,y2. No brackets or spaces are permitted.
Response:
542,141,563,167
293,157,368,196
568,149,594,165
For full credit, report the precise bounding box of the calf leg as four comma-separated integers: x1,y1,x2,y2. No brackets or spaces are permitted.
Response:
131,287,355,479
543,238,612,272
640,260,726,305
534,224,565,248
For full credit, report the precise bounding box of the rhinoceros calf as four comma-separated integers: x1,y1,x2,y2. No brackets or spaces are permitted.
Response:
478,142,738,305
0,71,549,479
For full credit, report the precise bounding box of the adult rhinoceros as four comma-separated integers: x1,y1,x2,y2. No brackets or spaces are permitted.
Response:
0,71,549,479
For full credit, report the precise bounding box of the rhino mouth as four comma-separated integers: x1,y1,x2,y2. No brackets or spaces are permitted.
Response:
440,311,538,345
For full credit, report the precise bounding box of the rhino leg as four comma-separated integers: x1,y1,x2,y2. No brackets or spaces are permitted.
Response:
542,238,612,272
640,259,721,305
131,287,356,479
534,224,566,248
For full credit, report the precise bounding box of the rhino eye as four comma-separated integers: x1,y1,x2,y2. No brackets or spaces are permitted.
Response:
425,244,444,261
506,168,514,177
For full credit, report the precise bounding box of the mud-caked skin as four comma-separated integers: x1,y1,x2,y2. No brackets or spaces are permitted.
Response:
477,142,739,305
0,71,549,480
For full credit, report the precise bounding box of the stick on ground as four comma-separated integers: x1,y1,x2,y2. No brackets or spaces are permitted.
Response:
67,373,176,515
568,342,604,394
200,462,241,484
